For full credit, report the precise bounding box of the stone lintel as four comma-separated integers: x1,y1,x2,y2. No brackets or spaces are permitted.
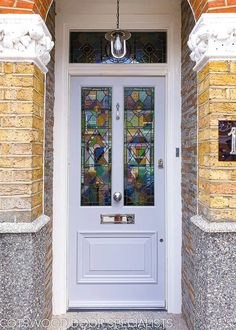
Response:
0,214,50,234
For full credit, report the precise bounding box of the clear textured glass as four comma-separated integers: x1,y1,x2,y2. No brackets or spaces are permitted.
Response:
124,87,155,206
70,32,167,64
81,87,112,206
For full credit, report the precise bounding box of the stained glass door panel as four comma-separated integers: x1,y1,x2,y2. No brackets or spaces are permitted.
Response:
81,87,112,206
124,87,155,206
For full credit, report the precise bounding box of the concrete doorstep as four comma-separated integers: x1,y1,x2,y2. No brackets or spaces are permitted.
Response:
48,311,188,330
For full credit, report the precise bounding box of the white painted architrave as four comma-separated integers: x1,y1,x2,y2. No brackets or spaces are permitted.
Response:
188,13,236,72
0,14,54,73
54,13,181,314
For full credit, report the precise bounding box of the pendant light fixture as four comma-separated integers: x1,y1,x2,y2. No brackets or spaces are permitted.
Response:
105,0,131,59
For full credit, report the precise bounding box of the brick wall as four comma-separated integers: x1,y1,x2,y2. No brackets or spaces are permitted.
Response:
0,63,44,223
0,0,53,18
44,0,55,320
188,0,236,19
181,1,198,329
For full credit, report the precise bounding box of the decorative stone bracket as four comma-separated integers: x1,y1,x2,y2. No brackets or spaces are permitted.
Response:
188,13,236,72
0,14,54,73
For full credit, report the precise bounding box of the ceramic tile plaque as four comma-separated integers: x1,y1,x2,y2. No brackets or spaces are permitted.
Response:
219,120,236,161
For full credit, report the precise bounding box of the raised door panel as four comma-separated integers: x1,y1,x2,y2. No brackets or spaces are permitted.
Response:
77,232,157,283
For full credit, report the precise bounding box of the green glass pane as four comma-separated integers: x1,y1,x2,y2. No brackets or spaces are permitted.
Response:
81,87,112,206
124,87,155,206
70,32,167,64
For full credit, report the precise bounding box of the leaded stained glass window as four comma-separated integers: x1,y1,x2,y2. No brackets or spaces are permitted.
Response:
81,87,112,206
70,32,167,64
124,87,155,206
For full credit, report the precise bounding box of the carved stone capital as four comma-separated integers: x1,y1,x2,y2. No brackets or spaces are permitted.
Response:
188,14,236,72
0,14,54,73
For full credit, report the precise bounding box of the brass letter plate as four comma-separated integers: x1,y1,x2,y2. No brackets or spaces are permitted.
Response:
101,214,135,224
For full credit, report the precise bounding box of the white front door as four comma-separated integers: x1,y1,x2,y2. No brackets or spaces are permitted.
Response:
69,76,165,309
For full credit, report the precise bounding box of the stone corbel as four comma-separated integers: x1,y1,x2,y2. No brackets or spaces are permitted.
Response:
188,13,236,72
0,14,54,73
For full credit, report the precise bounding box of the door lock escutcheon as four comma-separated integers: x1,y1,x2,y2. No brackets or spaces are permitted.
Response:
158,159,164,169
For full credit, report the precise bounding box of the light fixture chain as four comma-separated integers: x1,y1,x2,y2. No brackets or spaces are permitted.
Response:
105,0,131,59
116,0,120,29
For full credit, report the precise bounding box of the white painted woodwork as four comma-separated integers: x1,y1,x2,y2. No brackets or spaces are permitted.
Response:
77,232,157,283
68,77,165,308
57,0,181,16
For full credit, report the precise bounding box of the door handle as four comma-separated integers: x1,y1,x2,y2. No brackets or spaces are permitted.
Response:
113,192,122,202
158,159,164,169
116,103,120,120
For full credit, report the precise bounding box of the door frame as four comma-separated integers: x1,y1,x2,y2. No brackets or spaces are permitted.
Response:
54,13,181,314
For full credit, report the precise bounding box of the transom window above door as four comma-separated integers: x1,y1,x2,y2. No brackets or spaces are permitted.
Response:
69,32,167,64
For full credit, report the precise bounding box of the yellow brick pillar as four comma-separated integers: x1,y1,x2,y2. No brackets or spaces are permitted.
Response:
188,14,236,223
198,61,236,222
0,15,54,223
0,62,45,222
0,14,54,325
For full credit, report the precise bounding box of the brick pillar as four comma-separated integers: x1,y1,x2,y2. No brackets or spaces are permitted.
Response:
188,13,236,223
198,61,236,221
186,13,236,330
0,14,54,328
0,63,44,222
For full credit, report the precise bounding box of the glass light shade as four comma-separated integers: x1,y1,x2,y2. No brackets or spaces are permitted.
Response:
111,33,127,58
114,34,122,51
105,30,131,59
